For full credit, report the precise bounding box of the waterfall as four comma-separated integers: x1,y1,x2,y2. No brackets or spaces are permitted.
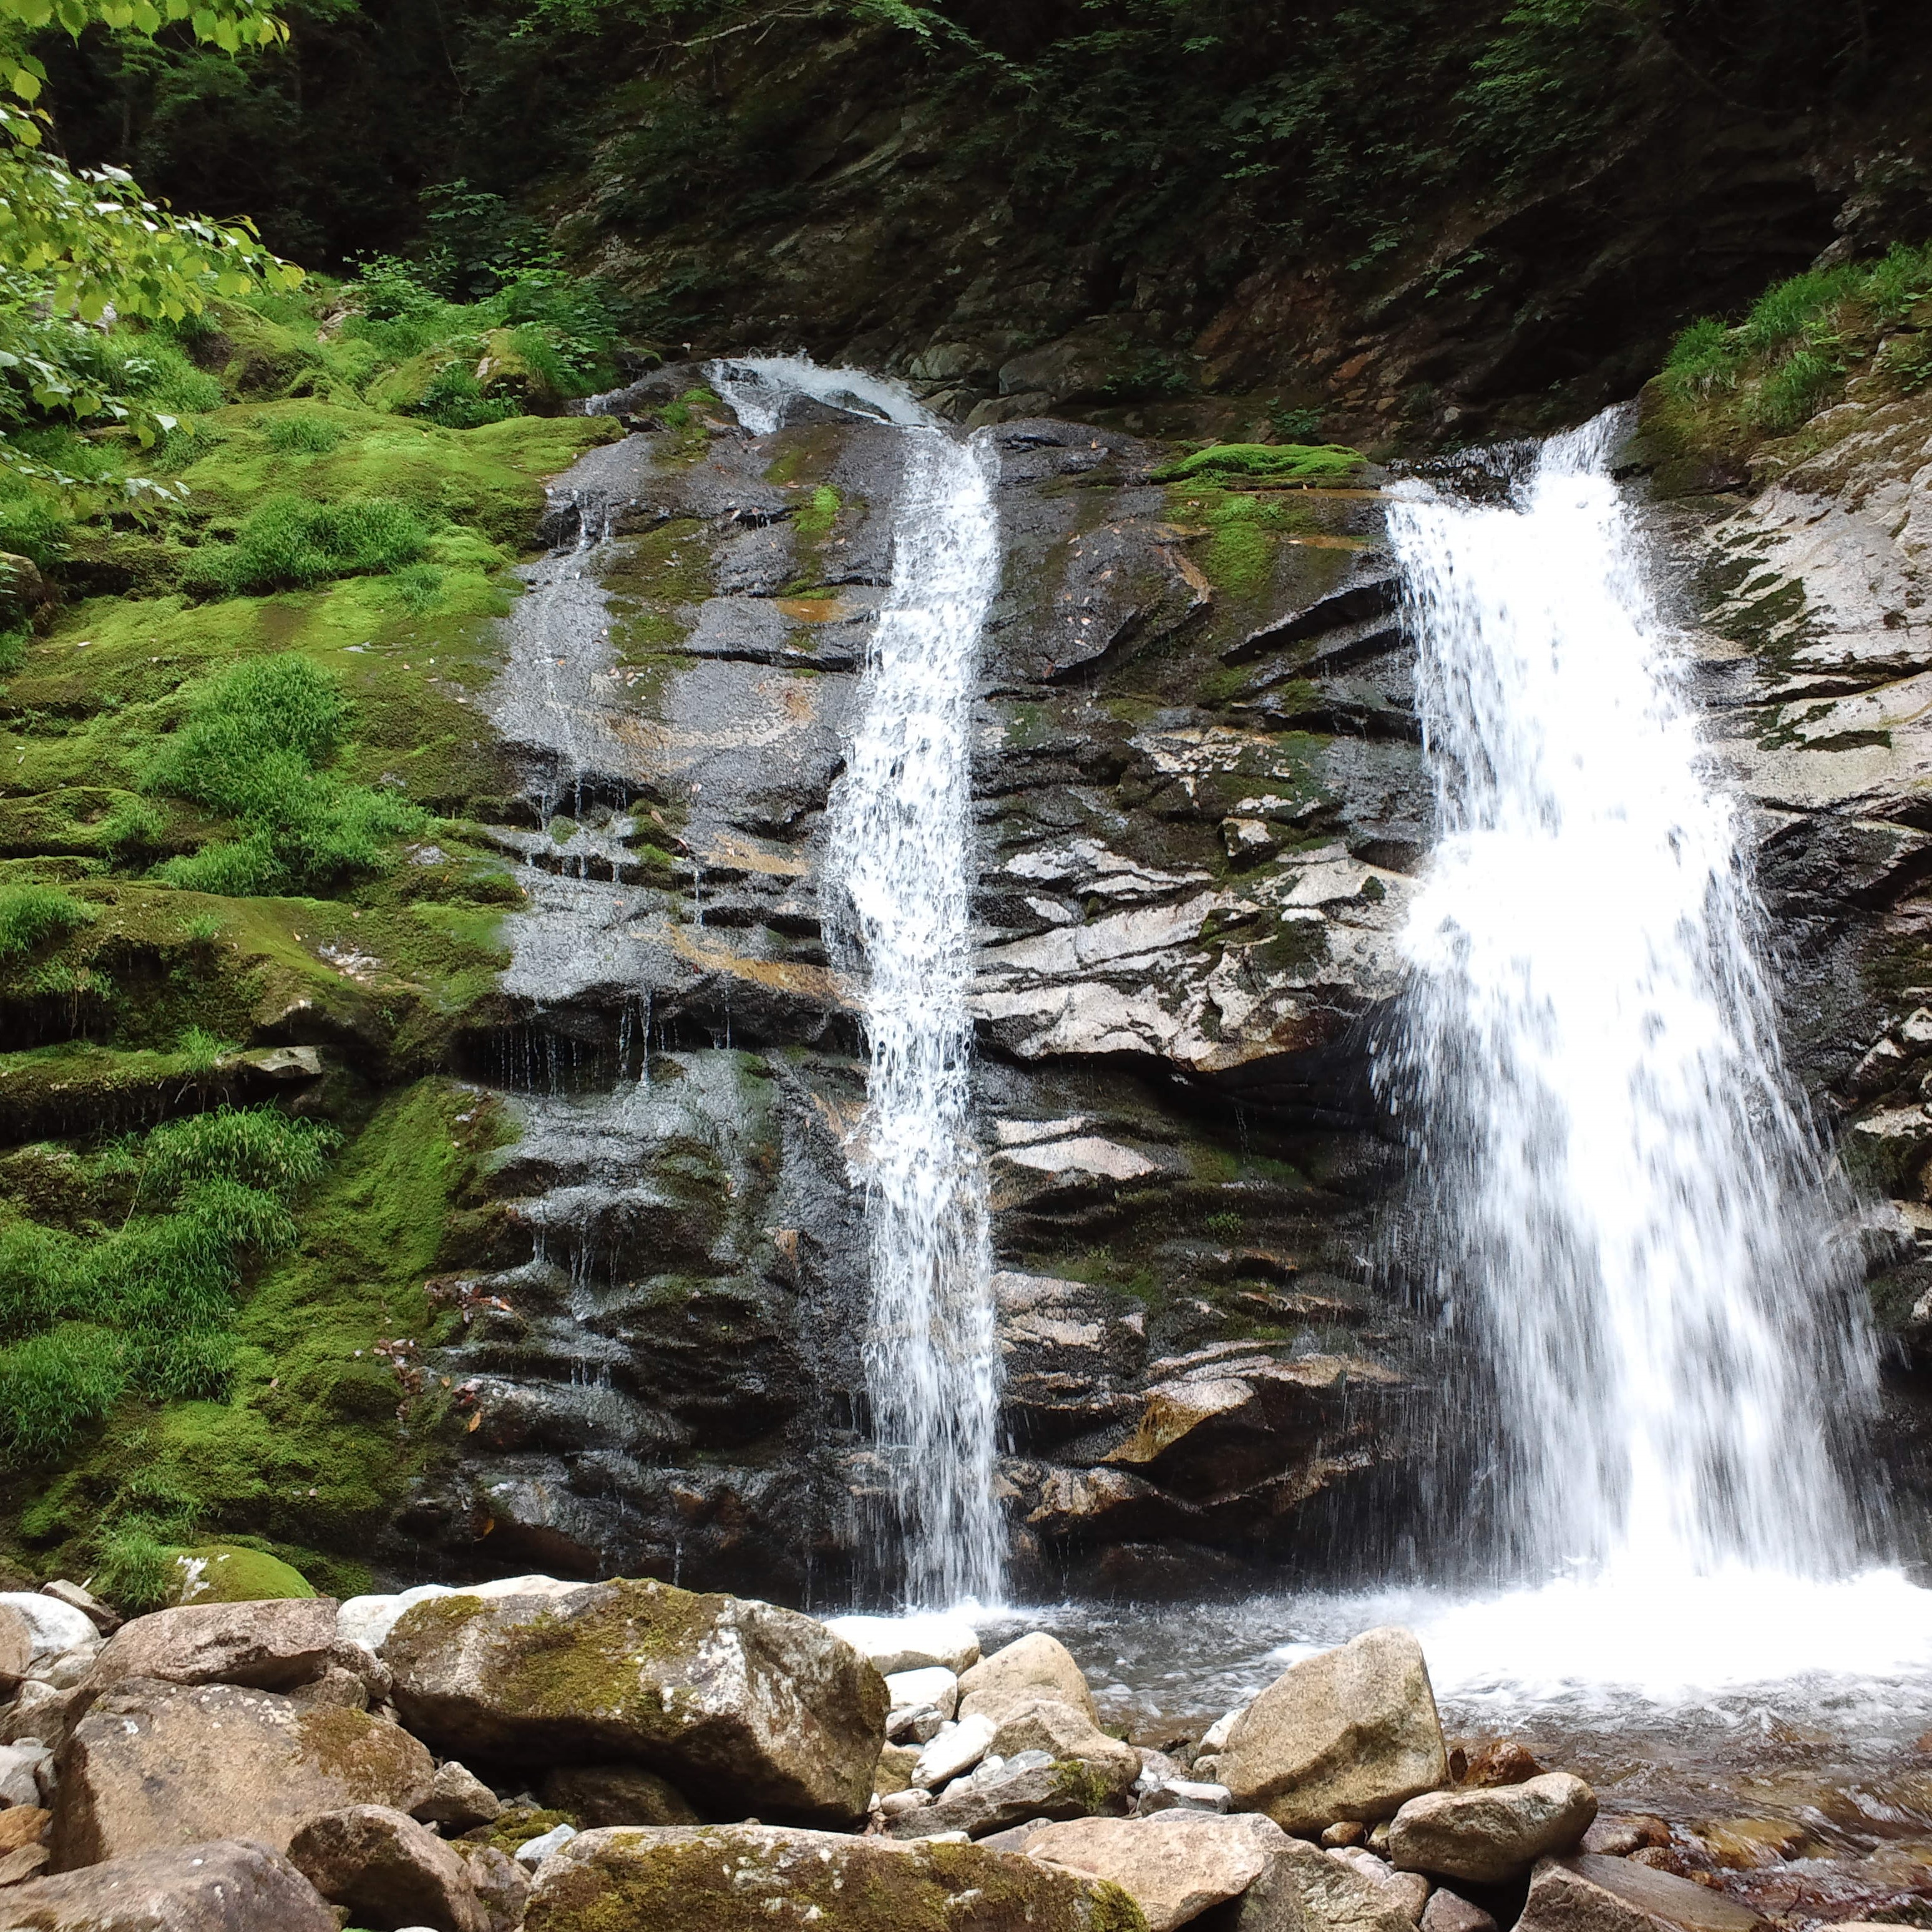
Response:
1383,412,1878,1586
710,360,1005,1607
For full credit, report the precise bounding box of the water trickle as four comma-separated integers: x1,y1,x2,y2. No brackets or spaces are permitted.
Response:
711,356,1005,1607
1383,411,1878,1585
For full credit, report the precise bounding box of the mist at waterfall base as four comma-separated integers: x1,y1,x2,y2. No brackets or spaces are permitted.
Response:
998,419,1932,1740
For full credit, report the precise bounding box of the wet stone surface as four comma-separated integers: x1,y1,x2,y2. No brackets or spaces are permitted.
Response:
399,373,1445,1600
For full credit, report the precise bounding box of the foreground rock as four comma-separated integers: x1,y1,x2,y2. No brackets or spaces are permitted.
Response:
288,1804,493,1932
959,1633,1101,1727
85,1599,341,1693
1516,1856,1762,1932
51,1679,436,1866
0,1838,337,1930
1198,1835,1420,1932
885,1749,1139,1839
1027,1812,1289,1932
1217,1627,1448,1833
384,1578,885,1827
1389,1773,1598,1883
522,1823,1148,1931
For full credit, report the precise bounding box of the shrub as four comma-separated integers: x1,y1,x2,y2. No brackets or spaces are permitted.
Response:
141,1102,338,1198
0,1322,127,1458
0,884,95,958
1156,441,1366,485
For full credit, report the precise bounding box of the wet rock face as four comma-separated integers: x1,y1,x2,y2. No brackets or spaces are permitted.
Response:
412,381,1437,1601
1641,386,1932,1508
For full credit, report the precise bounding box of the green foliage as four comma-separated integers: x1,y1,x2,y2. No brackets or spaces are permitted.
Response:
1659,242,1932,451
186,492,431,595
144,652,426,893
0,1322,126,1456
0,880,94,955
265,412,343,454
0,1103,338,1458
1156,442,1365,485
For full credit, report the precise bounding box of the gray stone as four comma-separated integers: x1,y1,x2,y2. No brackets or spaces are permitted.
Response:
39,1583,119,1637
51,1678,436,1867
0,1838,338,1931
0,1609,29,1688
515,1823,579,1868
957,1632,1101,1727
414,1760,504,1833
0,1599,95,1674
0,1683,83,1749
384,1578,886,1828
1221,1836,1423,1932
884,1750,1137,1840
1217,1627,1448,1834
1027,1810,1291,1932
522,1823,1138,1931
821,1613,981,1675
86,1599,340,1694
1515,1856,1762,1932
1422,1890,1499,1932
1389,1773,1598,1883
288,1804,493,1932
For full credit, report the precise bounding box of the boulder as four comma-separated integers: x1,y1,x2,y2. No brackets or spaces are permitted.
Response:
821,1613,982,1675
1422,1891,1499,1932
452,1842,532,1931
51,1678,436,1868
990,1699,1141,1780
515,1823,578,1867
959,1633,1101,1728
1138,1778,1232,1817
384,1578,885,1828
1515,1856,1762,1932
539,1765,701,1828
162,1545,317,1606
1218,1836,1423,1932
1027,1811,1289,1932
339,1578,582,1656
86,1599,339,1694
1329,1847,1430,1923
288,1804,492,1932
0,1598,96,1675
1453,1740,1545,1788
522,1823,1145,1931
39,1583,118,1637
1217,1627,1447,1834
1390,1775,1597,1884
0,1683,84,1749
1581,1817,1670,1858
886,1666,960,1719
288,1666,371,1712
884,1750,1138,1840
0,1608,29,1687
0,1838,338,1930
414,1760,504,1833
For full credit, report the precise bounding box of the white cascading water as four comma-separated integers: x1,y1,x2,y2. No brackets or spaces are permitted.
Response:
710,359,1005,1608
1383,412,1878,1593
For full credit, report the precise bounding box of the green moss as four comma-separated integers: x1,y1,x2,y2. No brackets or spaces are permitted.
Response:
1155,442,1366,486
163,1539,316,1603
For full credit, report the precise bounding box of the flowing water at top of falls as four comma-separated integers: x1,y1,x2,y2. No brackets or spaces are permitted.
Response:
1382,412,1877,1586
710,359,1005,1608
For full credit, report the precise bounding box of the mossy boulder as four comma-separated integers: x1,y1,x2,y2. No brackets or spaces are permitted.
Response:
524,1824,1150,1932
384,1578,887,1828
163,1544,319,1606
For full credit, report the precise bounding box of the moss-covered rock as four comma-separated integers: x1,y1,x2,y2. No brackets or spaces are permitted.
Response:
524,1824,1149,1932
162,1541,318,1604
384,1577,887,1827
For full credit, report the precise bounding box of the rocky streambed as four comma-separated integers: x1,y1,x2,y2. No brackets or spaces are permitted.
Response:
7,1573,1923,1932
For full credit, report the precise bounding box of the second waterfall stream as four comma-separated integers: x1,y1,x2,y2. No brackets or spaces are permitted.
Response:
1385,413,1875,1588
711,359,1005,1608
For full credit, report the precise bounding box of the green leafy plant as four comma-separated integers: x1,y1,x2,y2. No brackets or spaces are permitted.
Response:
185,493,430,597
